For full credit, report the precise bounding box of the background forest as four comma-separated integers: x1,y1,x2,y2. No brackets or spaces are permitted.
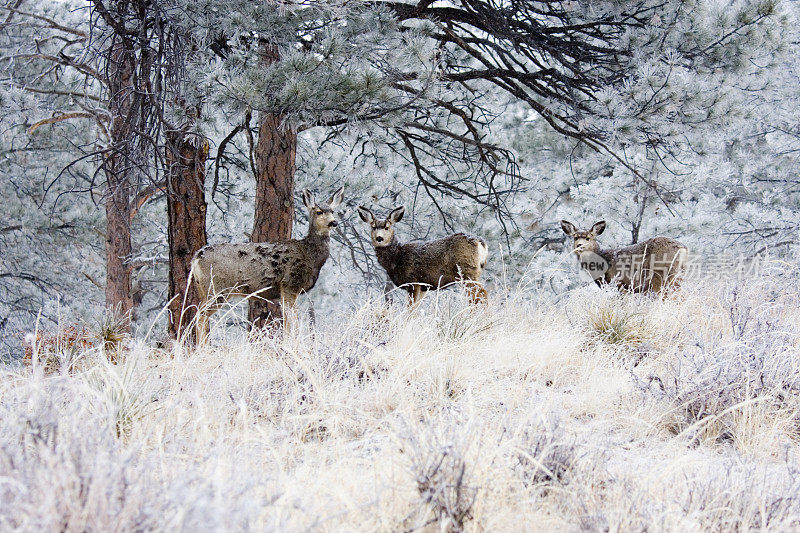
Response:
0,0,797,346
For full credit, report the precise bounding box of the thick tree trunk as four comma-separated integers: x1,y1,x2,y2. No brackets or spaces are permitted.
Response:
103,39,134,328
248,45,298,327
104,182,132,323
166,132,208,340
252,113,297,243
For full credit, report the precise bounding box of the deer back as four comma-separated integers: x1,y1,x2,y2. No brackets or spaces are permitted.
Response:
191,238,327,300
377,233,487,289
604,237,687,290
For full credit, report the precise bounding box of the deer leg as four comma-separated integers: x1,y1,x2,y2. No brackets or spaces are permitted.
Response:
649,271,665,296
630,269,649,293
194,286,211,346
250,298,282,331
195,310,209,346
660,272,682,300
408,284,423,307
280,287,299,330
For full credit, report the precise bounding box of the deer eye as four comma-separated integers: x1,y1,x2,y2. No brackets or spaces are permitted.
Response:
315,209,323,215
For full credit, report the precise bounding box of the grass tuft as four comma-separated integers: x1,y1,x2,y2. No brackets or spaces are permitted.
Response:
95,307,130,361
586,299,653,348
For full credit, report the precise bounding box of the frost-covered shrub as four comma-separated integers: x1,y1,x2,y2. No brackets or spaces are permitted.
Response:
0,379,163,531
397,414,483,531
643,275,800,445
511,415,581,491
678,463,800,530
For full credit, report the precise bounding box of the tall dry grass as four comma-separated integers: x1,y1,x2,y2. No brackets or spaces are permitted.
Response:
3,267,800,531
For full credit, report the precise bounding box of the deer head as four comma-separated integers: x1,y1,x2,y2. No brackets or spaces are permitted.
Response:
303,186,344,236
357,205,405,247
560,220,606,255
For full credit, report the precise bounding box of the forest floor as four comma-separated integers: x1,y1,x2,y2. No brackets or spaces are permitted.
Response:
2,268,800,531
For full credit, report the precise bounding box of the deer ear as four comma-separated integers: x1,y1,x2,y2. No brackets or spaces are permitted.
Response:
327,186,344,209
357,206,374,224
561,220,576,236
389,206,405,223
302,189,315,210
591,220,606,236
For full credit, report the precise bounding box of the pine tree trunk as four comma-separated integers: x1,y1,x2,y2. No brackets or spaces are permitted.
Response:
166,132,208,340
103,39,134,328
104,182,132,323
248,45,298,327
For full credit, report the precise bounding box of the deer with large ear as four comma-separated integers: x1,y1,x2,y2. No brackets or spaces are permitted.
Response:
388,206,404,223
302,189,315,210
590,220,606,236
560,219,687,296
357,206,374,224
358,204,489,305
191,186,345,343
328,187,344,209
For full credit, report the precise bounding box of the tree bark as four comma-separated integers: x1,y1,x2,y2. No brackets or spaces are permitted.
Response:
166,132,208,340
105,180,132,324
103,38,134,329
248,44,298,327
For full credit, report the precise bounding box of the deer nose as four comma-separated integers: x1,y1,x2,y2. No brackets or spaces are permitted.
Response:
376,236,383,242
328,220,338,228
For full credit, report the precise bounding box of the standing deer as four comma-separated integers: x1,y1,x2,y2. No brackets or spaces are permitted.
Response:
191,187,344,341
357,205,488,304
560,220,688,295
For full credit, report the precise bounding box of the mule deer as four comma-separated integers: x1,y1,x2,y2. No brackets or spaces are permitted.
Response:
560,220,687,295
357,206,488,304
191,187,344,341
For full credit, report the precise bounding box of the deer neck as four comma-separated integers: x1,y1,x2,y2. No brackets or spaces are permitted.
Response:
576,244,615,282
303,229,331,271
594,247,615,264
375,237,402,273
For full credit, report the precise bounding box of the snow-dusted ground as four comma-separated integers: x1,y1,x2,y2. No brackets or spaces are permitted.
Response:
2,269,800,530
